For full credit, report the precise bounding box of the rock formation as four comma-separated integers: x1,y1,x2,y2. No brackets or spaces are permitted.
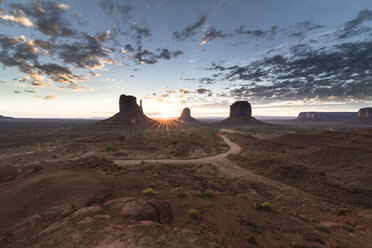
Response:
176,107,200,125
354,108,372,124
97,94,154,127
358,108,372,119
219,101,263,125
296,112,357,122
0,115,13,119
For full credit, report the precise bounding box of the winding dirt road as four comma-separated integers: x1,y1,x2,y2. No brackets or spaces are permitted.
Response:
114,134,241,166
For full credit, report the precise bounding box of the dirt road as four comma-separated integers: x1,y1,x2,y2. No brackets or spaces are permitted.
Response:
114,134,241,166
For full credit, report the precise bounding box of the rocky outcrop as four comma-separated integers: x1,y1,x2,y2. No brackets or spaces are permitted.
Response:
0,115,13,119
358,108,372,119
177,107,200,124
1,197,212,248
97,94,155,127
229,101,252,117
219,101,264,125
296,112,357,122
353,108,372,124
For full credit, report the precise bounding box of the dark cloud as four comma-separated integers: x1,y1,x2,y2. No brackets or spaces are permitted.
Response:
202,26,232,41
8,0,77,38
196,88,211,94
173,15,207,40
198,77,216,84
234,25,278,40
296,21,324,31
100,0,132,19
338,9,372,39
207,41,372,103
14,90,21,93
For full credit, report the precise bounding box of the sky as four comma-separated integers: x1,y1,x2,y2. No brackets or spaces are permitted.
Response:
0,0,372,118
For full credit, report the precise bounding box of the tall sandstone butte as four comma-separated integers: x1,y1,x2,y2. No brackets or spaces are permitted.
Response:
177,107,200,124
220,101,263,125
98,94,154,127
355,107,372,124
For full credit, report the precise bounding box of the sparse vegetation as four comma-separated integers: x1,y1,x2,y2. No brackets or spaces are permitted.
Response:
188,209,200,219
3,176,14,182
260,202,274,212
318,170,326,176
112,171,119,176
340,223,355,232
32,166,42,172
202,188,215,197
315,224,331,234
142,188,158,196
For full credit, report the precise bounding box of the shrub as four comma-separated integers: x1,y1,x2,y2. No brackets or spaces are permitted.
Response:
142,188,158,196
318,170,326,176
188,209,200,219
112,171,119,176
32,166,42,172
340,223,354,232
260,202,274,212
3,176,14,182
202,188,215,198
315,224,331,234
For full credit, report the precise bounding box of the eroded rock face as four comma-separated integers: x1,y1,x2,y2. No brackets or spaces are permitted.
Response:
119,94,143,114
229,101,252,117
358,108,372,119
97,94,154,127
177,107,200,124
220,101,263,125
181,108,191,118
297,112,357,121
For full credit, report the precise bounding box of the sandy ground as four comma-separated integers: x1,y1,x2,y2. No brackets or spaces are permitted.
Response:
0,119,371,247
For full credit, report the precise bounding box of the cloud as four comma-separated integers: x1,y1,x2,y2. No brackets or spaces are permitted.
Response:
8,0,77,38
202,26,232,41
172,15,207,40
55,3,70,10
43,93,58,100
14,90,21,93
234,25,278,40
100,0,132,19
206,40,372,103
196,88,211,94
24,89,38,93
338,9,372,39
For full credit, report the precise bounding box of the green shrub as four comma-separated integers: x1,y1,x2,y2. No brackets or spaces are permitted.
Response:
112,171,119,176
3,176,14,182
340,223,354,232
202,188,215,197
315,224,331,234
188,209,200,219
32,166,42,172
142,188,158,196
318,170,326,176
260,202,274,212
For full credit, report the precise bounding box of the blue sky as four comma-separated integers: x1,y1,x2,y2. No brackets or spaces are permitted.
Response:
0,0,371,118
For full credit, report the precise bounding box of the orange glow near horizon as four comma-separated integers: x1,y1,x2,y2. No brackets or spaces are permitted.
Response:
151,118,182,135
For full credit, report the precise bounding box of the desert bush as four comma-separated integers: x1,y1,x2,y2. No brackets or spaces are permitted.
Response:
188,209,200,219
32,166,42,172
315,224,331,233
318,170,326,176
142,188,158,196
112,171,119,176
3,176,14,182
340,223,354,232
260,202,274,212
202,188,215,197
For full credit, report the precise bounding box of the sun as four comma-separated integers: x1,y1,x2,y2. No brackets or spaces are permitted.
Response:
160,110,172,119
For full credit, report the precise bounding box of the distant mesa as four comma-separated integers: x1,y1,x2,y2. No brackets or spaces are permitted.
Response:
97,94,154,127
176,107,200,125
0,115,13,119
219,101,264,125
355,107,372,124
296,112,357,122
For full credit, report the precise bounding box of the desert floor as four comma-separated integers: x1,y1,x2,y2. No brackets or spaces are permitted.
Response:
0,119,371,247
